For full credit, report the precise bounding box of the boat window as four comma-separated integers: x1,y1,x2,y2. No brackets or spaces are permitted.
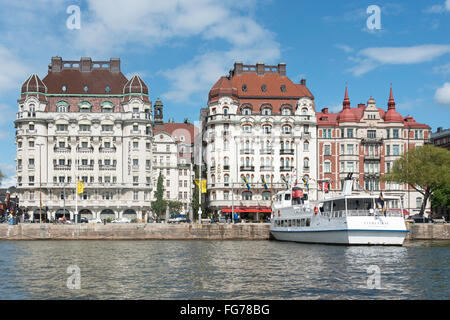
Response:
297,219,301,227
288,220,292,227
333,200,345,212
347,198,374,210
323,201,332,212
306,218,311,227
300,219,305,227
285,194,291,201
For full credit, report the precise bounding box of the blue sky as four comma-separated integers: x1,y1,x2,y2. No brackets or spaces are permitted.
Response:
0,0,449,187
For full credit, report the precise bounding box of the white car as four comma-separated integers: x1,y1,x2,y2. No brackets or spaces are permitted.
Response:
88,218,102,224
111,217,131,224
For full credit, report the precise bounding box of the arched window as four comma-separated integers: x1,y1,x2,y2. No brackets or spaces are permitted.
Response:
301,108,308,115
242,191,252,200
262,124,272,134
303,157,309,168
304,141,309,151
262,107,271,115
224,157,229,166
242,124,252,133
281,107,291,115
223,107,228,115
242,107,252,115
224,174,229,184
282,125,292,134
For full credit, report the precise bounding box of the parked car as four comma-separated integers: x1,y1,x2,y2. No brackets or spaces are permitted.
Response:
410,215,432,223
111,217,131,224
88,218,102,224
80,217,89,223
168,214,187,224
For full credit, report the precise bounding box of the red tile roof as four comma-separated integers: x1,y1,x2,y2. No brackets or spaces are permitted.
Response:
153,123,199,144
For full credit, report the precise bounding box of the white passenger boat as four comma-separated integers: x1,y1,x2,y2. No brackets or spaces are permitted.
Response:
270,176,408,245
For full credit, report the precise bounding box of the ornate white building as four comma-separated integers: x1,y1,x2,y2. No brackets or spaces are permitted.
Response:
15,57,154,221
201,62,318,220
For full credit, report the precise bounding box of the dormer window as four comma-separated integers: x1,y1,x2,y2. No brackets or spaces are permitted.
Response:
262,107,271,115
223,107,228,115
242,84,247,92
62,85,67,92
280,85,286,92
101,101,114,113
262,124,272,134
83,85,89,93
242,124,252,133
105,86,111,93
281,107,291,115
301,108,308,115
282,125,292,134
242,107,251,115
261,85,267,92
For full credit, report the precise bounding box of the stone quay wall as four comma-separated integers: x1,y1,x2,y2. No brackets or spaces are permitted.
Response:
0,223,271,240
0,223,448,241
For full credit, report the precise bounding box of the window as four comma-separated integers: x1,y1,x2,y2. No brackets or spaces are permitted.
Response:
262,107,271,115
324,161,331,173
280,85,286,92
29,124,35,131
243,125,252,133
416,197,422,208
303,158,309,168
304,141,309,151
393,145,400,156
347,162,354,173
393,129,399,139
386,145,390,156
282,125,291,134
223,107,228,115
262,191,271,200
347,129,353,138
261,85,267,92
324,145,331,155
79,124,90,131
263,125,271,134
101,125,113,132
133,141,139,149
282,107,291,115
29,141,35,148
347,144,354,155
243,107,251,115
242,84,247,92
242,191,252,200
367,130,376,139
224,191,229,200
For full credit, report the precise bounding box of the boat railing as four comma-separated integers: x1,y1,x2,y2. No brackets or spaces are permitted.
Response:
321,210,403,218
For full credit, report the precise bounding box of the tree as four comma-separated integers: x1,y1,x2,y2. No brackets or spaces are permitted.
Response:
382,144,450,215
151,172,166,220
168,201,183,214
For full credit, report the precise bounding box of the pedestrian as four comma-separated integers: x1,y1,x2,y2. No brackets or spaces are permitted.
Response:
234,212,238,224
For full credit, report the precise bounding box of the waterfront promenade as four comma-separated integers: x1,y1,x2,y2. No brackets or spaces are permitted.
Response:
0,222,448,241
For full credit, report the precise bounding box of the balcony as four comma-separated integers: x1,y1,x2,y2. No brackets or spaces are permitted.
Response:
280,148,294,155
260,148,273,155
364,154,381,160
54,164,71,171
280,166,293,172
54,147,71,153
240,149,254,155
260,166,274,172
99,165,116,171
78,165,94,171
361,137,383,144
99,147,116,153
240,165,255,172
77,147,94,153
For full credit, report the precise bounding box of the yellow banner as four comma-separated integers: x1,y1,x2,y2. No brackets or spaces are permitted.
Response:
194,180,207,193
77,181,84,194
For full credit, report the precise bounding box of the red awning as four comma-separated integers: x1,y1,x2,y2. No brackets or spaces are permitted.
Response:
221,208,271,213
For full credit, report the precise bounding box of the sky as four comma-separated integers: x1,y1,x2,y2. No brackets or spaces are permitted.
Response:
0,0,449,187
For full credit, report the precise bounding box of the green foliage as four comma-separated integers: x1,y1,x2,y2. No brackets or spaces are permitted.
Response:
151,172,166,218
168,201,183,213
382,144,450,214
431,183,450,210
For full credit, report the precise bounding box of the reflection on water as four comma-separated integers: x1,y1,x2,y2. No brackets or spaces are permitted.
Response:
0,240,448,299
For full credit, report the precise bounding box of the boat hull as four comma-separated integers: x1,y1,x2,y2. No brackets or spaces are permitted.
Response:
270,229,407,245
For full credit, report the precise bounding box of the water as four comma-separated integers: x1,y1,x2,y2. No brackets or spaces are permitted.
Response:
0,240,448,299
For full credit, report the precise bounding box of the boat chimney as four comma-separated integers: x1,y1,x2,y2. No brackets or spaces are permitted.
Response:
342,173,353,196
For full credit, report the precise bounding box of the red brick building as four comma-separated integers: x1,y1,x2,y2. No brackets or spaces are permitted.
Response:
316,85,431,214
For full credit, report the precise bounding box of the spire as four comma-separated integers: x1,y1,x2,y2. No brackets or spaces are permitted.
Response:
388,83,395,110
343,82,350,109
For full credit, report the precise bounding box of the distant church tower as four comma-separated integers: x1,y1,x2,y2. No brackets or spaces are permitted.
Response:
154,98,164,128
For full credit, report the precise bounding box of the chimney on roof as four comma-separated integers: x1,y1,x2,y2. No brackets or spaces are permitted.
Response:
256,62,265,75
80,57,92,72
110,58,120,72
358,103,365,108
49,56,62,72
234,62,243,75
300,78,306,86
278,63,286,76
321,108,328,114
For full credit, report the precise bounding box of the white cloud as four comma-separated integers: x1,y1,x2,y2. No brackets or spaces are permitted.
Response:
0,46,31,93
335,44,354,53
348,44,450,76
435,82,450,105
433,63,450,75
425,0,450,13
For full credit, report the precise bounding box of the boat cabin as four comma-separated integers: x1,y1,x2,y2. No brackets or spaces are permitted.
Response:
273,187,308,208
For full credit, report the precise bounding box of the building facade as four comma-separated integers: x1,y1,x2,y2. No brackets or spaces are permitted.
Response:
430,127,450,150
15,57,154,221
151,100,197,216
316,85,431,213
201,62,318,220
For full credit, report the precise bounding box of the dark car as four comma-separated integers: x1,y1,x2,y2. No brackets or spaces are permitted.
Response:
410,215,432,223
80,217,89,223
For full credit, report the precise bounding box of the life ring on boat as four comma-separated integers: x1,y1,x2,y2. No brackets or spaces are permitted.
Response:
314,206,318,215
278,210,281,217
